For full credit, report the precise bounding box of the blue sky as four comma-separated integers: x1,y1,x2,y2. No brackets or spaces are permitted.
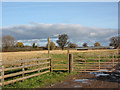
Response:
2,2,118,29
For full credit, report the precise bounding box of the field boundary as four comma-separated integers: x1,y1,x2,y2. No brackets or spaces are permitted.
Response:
69,54,118,72
0,58,51,86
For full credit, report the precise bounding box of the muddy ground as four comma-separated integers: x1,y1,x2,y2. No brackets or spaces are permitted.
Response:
47,72,120,88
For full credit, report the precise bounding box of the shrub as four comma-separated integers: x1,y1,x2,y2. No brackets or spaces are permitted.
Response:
69,43,78,48
94,42,101,47
16,42,24,47
32,43,37,48
82,43,88,47
46,41,56,50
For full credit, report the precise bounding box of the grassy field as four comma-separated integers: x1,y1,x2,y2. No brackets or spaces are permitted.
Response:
1,49,118,61
1,49,119,88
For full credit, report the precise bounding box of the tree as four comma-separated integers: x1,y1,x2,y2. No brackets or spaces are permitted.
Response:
109,36,120,48
16,42,24,47
2,35,15,48
94,42,101,47
32,43,37,48
69,43,78,48
56,34,69,50
83,43,88,47
109,43,113,46
46,41,56,50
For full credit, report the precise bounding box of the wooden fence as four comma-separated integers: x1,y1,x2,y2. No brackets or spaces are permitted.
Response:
0,49,119,86
0,58,51,86
69,54,119,72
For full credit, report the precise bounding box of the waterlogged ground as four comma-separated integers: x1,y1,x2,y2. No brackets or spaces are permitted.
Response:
48,72,120,88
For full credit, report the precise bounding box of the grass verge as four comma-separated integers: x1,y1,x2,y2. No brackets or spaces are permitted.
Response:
3,71,75,88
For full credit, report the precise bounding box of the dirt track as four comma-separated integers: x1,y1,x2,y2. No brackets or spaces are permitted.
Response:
48,73,120,88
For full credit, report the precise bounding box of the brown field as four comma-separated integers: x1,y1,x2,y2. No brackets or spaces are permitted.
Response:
1,49,118,62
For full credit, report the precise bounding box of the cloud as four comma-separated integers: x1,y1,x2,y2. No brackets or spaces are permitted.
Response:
90,32,97,36
1,23,117,46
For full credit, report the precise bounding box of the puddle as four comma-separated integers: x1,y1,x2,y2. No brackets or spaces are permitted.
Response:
95,73,109,77
89,69,120,83
90,72,94,74
74,79,89,84
74,86,82,88
98,69,109,72
115,74,120,77
74,79,89,82
106,65,111,68
82,81,88,83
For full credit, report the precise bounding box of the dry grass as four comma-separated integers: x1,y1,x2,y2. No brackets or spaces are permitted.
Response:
1,49,118,62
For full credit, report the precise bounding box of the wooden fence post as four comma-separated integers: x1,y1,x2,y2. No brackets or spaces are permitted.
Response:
37,60,40,73
69,54,73,73
48,37,50,58
85,57,86,71
21,59,24,81
99,55,100,70
49,58,52,72
67,47,69,72
1,66,4,87
112,55,114,67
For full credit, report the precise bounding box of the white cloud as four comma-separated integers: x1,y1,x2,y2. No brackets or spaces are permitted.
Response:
1,23,117,46
90,32,97,36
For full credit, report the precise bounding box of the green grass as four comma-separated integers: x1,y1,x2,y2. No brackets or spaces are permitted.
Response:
51,54,67,60
50,54,68,69
3,72,75,88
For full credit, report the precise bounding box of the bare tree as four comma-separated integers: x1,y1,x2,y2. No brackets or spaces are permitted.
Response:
2,35,15,48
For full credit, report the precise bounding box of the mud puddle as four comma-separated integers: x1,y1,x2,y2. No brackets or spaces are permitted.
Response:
48,71,120,88
91,69,120,83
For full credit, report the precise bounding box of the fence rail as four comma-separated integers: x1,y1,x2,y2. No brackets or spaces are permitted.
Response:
0,58,51,86
69,54,119,72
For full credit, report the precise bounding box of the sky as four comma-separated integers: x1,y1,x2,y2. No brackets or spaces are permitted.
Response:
2,2,118,28
1,2,118,46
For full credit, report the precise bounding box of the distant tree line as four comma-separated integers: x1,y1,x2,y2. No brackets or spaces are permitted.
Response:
2,34,119,52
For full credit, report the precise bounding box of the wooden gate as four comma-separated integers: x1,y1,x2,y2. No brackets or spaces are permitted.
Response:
51,49,70,72
70,54,118,73
51,59,69,72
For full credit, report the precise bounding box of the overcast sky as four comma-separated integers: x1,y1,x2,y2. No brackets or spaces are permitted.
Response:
1,2,118,46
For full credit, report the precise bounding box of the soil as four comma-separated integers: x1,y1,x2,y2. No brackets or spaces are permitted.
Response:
47,72,120,88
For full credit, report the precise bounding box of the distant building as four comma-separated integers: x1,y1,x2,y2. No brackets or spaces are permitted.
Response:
75,46,115,50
